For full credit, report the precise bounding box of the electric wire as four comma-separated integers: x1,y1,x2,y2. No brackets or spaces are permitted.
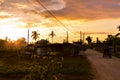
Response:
37,0,74,34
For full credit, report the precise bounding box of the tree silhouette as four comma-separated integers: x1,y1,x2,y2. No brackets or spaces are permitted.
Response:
31,31,40,42
49,30,56,43
36,39,49,46
116,25,120,37
86,36,92,45
117,25,120,31
14,37,27,49
73,40,83,46
96,37,102,46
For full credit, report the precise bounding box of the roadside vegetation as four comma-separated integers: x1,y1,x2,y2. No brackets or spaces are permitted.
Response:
0,26,119,80
0,51,94,80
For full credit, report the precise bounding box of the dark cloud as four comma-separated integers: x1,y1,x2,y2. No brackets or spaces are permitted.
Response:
28,0,65,12
0,0,42,23
0,0,65,24
1,0,120,24
41,0,120,20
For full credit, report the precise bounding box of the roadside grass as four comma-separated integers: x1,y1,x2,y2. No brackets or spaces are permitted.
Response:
59,56,94,80
113,52,120,58
0,51,94,80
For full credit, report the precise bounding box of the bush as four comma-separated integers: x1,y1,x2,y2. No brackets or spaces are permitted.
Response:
24,58,62,80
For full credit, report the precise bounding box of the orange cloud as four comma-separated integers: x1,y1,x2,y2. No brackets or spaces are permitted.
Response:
1,0,120,27
0,12,12,19
41,0,120,20
0,0,4,3
0,15,11,19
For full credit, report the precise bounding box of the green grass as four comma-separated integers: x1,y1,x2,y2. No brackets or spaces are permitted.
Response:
0,51,94,80
60,56,94,80
113,52,120,58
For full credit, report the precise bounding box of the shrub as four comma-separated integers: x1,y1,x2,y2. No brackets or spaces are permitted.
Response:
24,58,62,80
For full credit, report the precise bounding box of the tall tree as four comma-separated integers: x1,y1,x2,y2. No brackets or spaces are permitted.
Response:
105,35,120,52
115,25,120,37
49,30,56,43
117,25,120,31
86,36,92,45
105,35,114,46
31,31,40,42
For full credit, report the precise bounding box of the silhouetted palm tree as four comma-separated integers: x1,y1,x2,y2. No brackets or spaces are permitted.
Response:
31,31,40,42
49,30,56,43
117,25,120,31
116,25,120,37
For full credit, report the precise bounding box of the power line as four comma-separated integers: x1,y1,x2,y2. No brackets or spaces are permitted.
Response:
36,0,74,34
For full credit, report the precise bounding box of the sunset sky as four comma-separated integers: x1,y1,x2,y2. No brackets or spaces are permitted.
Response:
0,0,120,43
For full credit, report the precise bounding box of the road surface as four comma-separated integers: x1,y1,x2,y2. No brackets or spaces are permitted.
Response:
85,49,120,80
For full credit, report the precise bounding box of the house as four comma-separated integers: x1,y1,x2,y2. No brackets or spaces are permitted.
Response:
35,43,81,56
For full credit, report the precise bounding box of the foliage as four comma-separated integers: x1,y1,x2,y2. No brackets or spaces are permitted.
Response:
86,36,92,45
105,35,114,46
0,65,27,77
48,30,56,43
35,39,49,46
61,56,93,74
31,31,40,42
105,35,120,46
0,39,7,50
73,40,83,46
117,25,120,31
0,50,94,80
113,52,120,58
0,38,27,51
104,35,120,52
24,57,62,80
14,37,27,50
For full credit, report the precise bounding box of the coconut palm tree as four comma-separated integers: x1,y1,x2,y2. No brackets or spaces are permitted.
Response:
117,25,120,31
31,31,40,42
49,30,56,43
116,25,120,37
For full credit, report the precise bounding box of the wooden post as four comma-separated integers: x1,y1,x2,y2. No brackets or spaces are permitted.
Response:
80,31,82,41
66,31,69,43
27,29,29,44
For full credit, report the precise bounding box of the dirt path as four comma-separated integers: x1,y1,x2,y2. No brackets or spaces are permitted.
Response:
85,49,120,80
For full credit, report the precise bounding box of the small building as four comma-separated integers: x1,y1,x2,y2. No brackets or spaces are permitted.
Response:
35,43,81,56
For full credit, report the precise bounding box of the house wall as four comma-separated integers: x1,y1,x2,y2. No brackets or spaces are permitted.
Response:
36,44,81,56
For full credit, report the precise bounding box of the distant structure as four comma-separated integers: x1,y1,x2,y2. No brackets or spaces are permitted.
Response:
83,33,85,43
35,43,81,56
66,31,69,43
80,31,82,41
27,29,29,44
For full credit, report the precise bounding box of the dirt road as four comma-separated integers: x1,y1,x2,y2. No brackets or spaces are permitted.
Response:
85,49,120,80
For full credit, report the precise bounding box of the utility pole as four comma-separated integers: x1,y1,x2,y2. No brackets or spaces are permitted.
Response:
27,29,29,44
66,31,69,43
83,33,85,43
80,31,82,41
